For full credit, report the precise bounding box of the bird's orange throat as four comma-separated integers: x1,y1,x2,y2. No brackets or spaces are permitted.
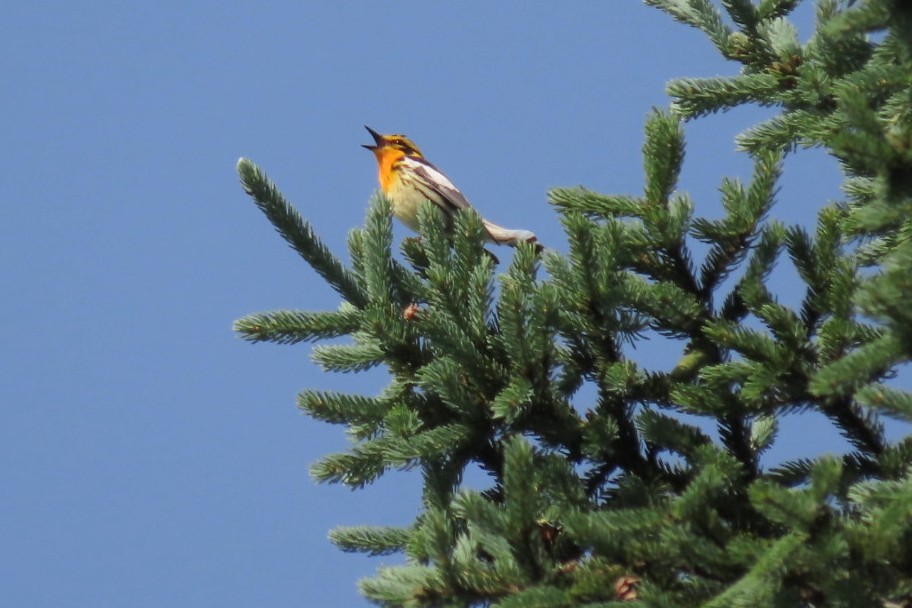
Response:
372,147,405,193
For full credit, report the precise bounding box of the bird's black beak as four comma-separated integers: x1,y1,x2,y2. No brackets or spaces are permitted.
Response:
362,125,383,150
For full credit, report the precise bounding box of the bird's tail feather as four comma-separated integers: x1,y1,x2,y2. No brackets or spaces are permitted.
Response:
482,219,542,250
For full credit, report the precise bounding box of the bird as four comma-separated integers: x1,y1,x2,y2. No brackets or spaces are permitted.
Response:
362,126,539,250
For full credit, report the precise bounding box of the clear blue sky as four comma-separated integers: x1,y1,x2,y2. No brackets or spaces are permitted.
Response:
3,2,904,607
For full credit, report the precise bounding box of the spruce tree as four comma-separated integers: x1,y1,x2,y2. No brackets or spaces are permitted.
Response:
235,1,912,605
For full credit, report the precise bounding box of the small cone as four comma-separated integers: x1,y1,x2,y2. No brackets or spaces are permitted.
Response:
613,575,640,602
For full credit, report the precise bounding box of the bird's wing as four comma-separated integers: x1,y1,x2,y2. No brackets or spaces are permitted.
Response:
402,156,540,248
401,156,473,212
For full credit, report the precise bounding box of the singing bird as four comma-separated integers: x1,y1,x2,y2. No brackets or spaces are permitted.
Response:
362,126,539,249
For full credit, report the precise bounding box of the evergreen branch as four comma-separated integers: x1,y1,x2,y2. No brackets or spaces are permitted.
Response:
828,85,899,177
721,0,758,31
329,525,411,556
416,207,505,376
563,508,667,555
836,401,886,456
490,376,533,424
818,320,882,371
644,0,732,53
757,14,801,60
581,414,620,462
451,209,499,281
703,532,808,608
452,490,509,534
554,214,628,365
347,209,433,376
749,414,778,455
236,158,367,307
842,450,882,482
466,262,497,341
311,340,385,373
548,188,643,219
634,111,705,302
361,194,396,307
741,366,785,409
745,150,782,225
384,424,472,464
856,384,912,422
492,587,569,608
399,234,431,276
297,389,390,426
498,253,543,360
718,414,758,480
501,437,541,528
358,565,437,605
596,385,650,480
736,109,818,153
738,224,786,311
784,225,817,290
628,277,703,335
409,506,455,565
820,0,893,39
822,396,887,457
310,424,471,487
749,477,827,531
643,109,686,207
810,334,902,400
417,201,453,271
358,306,429,377
863,480,912,590
857,240,912,349
662,197,701,297
624,199,701,298
233,306,359,344
311,443,388,487
785,209,846,337
753,302,806,354
347,227,368,286
417,356,485,416
659,526,738,580
756,0,800,22
694,225,750,293
673,378,744,417
694,153,783,299
765,458,814,487
637,409,712,461
448,532,526,596
667,74,781,119
814,0,839,27
418,307,507,391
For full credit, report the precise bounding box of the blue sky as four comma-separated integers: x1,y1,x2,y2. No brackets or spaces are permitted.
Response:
2,2,902,606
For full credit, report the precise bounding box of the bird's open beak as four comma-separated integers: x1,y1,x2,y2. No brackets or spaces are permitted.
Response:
362,125,383,150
